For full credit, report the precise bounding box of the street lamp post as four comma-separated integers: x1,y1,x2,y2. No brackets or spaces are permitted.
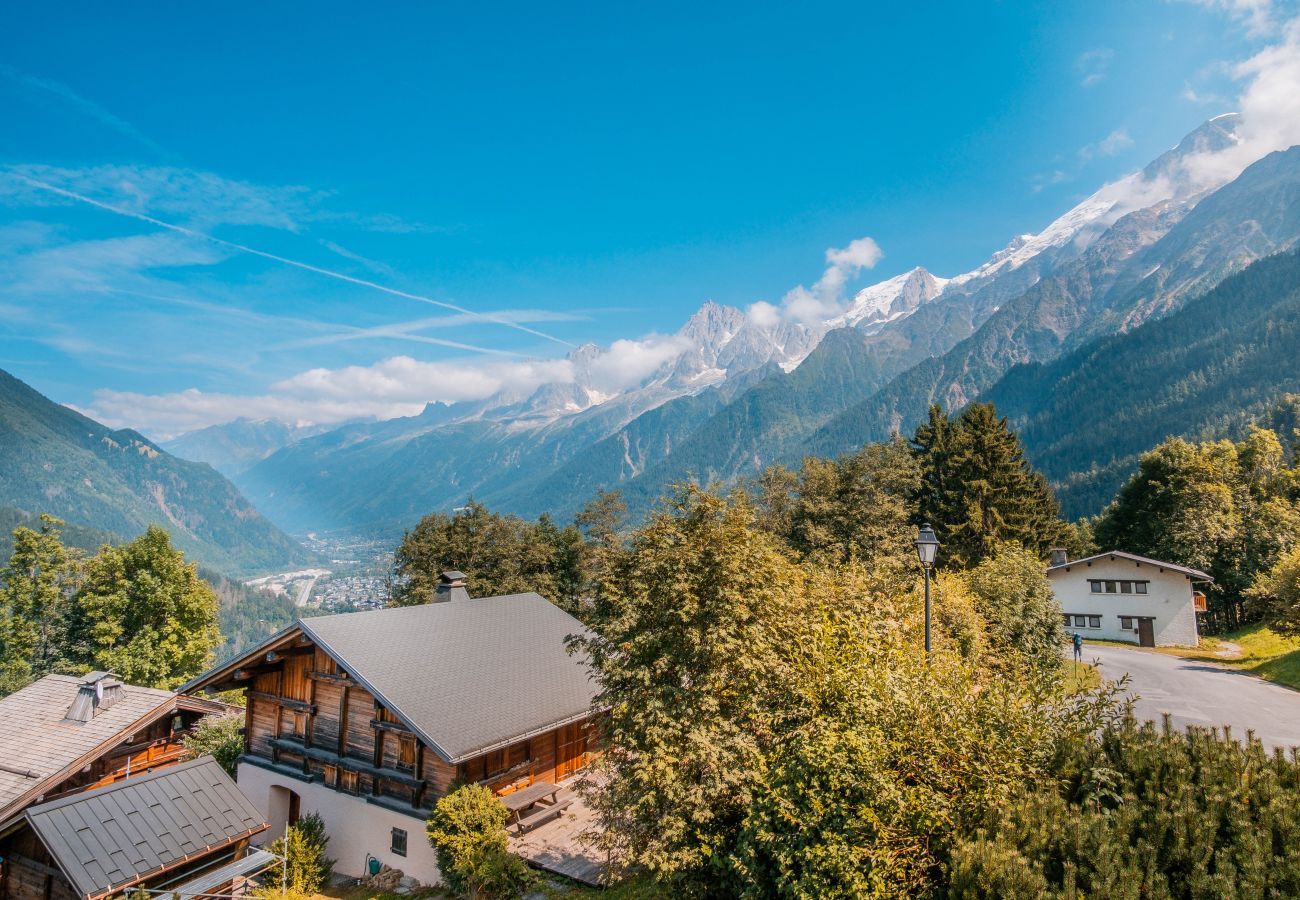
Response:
915,524,940,655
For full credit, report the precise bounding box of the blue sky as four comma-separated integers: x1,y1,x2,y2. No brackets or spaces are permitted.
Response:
1,0,1296,436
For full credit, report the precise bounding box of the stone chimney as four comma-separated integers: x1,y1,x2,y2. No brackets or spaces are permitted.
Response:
1048,548,1068,567
434,571,471,603
64,672,123,723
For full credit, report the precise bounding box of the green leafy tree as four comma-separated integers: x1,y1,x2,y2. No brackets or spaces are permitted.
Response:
426,784,533,899
912,404,1062,568
573,487,815,895
1093,430,1300,630
264,812,334,895
732,629,1115,899
780,438,921,583
391,500,580,605
69,526,220,688
1246,543,1300,635
0,515,80,695
182,713,245,776
966,544,1066,671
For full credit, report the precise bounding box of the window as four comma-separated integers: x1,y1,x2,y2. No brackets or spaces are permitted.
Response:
397,735,416,772
1062,614,1072,627
340,770,359,795
1090,581,1102,593
1088,616,1101,628
1120,581,1133,594
1073,615,1087,627
1136,582,1148,594
391,828,407,857
323,765,338,788
1105,581,1117,593
1120,617,1134,630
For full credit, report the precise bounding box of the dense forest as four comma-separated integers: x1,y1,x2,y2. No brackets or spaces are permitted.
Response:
986,247,1300,517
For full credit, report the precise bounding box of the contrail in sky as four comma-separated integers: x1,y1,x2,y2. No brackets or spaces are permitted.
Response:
9,171,576,348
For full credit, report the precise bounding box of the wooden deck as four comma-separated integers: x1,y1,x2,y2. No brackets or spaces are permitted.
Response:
508,778,607,887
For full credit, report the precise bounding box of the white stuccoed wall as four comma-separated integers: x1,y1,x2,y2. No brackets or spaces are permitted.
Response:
1048,556,1201,647
238,762,443,886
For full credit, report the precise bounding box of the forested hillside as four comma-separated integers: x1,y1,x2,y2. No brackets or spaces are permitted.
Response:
0,369,317,575
985,247,1300,516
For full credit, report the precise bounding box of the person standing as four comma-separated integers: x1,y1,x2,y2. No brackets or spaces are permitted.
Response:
1072,631,1083,663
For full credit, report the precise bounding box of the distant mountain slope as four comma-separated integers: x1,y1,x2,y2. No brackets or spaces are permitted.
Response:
163,418,335,479
0,370,315,575
983,247,1300,518
809,145,1300,459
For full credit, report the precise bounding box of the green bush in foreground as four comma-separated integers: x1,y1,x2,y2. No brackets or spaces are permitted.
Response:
948,717,1300,899
427,784,533,899
264,812,335,896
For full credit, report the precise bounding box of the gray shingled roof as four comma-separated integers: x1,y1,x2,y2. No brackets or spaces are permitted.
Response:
300,593,598,763
24,756,267,900
0,675,180,822
1046,550,1213,582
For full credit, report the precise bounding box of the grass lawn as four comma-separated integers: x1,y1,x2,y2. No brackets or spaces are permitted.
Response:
1153,623,1300,691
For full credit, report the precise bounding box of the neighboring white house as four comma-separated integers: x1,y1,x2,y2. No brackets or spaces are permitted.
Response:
1046,549,1211,647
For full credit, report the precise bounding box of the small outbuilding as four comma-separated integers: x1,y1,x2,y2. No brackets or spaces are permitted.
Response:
1046,549,1212,647
0,756,270,900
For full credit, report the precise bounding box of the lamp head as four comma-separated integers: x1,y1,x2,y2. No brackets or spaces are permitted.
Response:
915,523,940,567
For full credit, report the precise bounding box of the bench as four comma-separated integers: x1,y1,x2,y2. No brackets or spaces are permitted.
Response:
513,798,573,833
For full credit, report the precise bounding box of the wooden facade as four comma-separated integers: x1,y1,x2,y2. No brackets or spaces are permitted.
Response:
0,829,79,900
39,711,208,804
236,639,596,817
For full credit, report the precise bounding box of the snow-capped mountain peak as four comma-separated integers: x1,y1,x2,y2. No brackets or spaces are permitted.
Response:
827,266,949,332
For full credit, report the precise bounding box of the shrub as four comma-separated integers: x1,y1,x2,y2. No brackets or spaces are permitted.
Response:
182,713,244,776
427,784,533,899
948,717,1300,898
264,812,334,896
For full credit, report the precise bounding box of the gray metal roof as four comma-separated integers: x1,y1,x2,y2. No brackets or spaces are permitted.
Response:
0,675,182,822
300,592,598,763
24,756,267,900
1046,550,1213,582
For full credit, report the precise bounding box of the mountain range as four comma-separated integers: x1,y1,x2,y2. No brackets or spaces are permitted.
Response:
0,369,316,575
154,114,1300,535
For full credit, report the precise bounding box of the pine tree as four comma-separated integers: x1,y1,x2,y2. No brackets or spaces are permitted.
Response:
912,404,1061,568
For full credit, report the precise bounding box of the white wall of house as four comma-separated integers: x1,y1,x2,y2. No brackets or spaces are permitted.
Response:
238,762,443,886
1048,556,1201,647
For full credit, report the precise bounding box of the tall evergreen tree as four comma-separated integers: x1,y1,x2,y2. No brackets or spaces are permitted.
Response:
69,525,220,689
0,515,79,695
912,403,1061,568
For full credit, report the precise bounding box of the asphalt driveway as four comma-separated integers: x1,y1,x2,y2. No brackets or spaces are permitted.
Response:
1082,642,1300,751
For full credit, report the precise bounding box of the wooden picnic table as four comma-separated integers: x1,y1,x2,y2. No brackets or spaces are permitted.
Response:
501,781,560,813
500,781,570,832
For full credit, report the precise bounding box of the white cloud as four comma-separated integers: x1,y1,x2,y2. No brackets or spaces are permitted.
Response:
1079,128,1135,161
1179,0,1275,37
86,355,579,438
585,334,692,393
759,235,884,325
1173,16,1300,190
1078,48,1114,87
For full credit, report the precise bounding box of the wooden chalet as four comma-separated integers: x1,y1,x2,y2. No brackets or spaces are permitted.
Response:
0,672,230,830
181,575,601,885
0,757,269,900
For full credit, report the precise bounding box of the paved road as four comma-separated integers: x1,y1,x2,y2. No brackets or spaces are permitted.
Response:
1082,643,1300,751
